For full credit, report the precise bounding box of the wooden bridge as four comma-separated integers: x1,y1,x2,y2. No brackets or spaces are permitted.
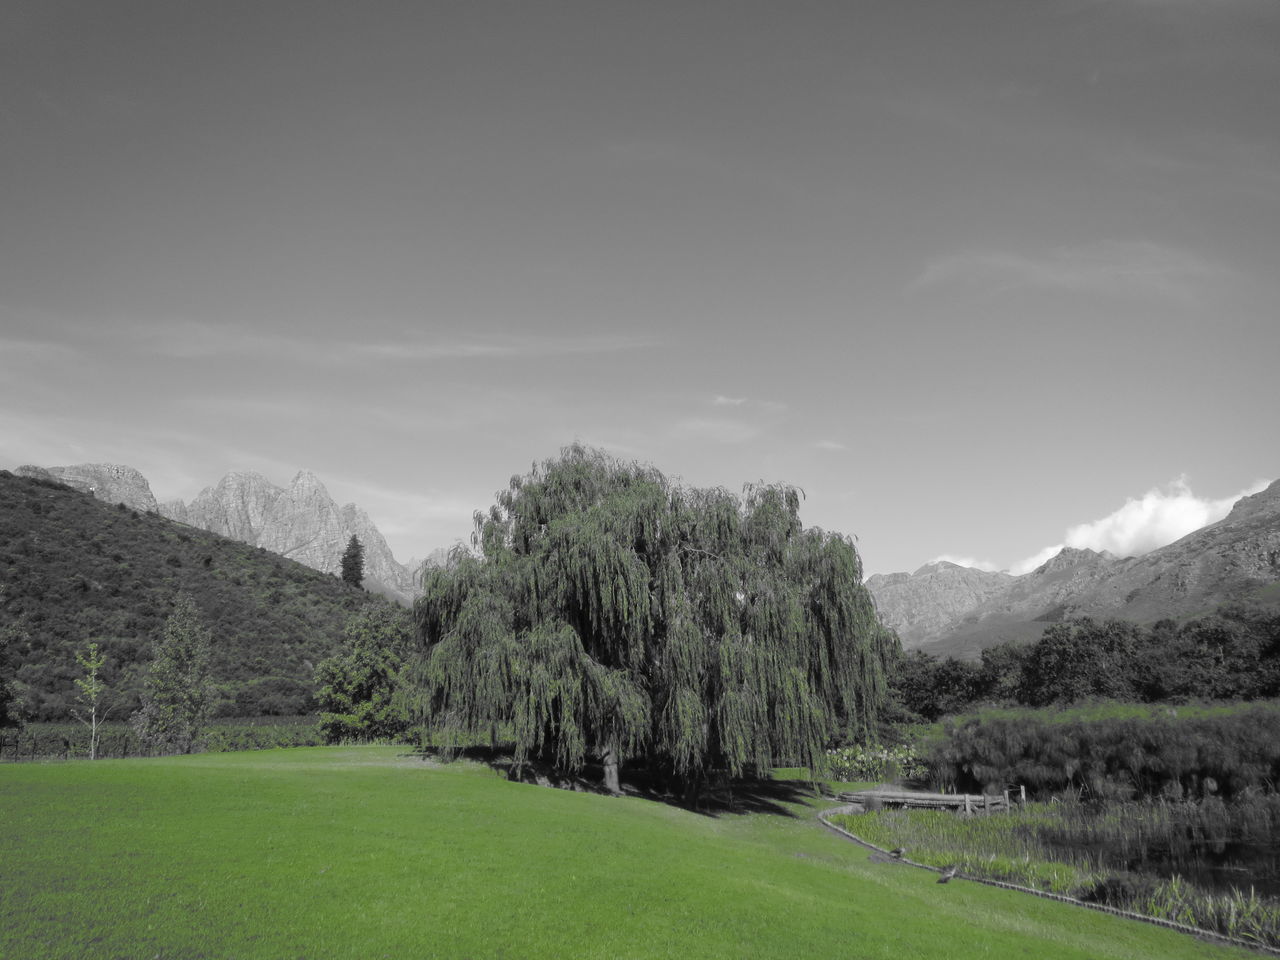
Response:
833,786,1022,814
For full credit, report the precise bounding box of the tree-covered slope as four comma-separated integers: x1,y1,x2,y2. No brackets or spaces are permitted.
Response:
0,470,401,720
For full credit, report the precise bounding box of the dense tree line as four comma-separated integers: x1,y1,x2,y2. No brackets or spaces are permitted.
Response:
890,603,1280,721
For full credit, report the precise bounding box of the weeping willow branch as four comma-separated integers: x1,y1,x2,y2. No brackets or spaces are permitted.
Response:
406,443,897,790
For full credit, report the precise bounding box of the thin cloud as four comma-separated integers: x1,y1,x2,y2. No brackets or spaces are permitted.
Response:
353,334,658,362
1009,476,1270,575
815,440,846,452
912,240,1228,302
130,321,658,364
671,418,760,445
713,395,748,407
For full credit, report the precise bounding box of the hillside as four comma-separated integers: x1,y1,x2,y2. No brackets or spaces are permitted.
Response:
0,470,399,720
18,463,421,604
869,479,1280,658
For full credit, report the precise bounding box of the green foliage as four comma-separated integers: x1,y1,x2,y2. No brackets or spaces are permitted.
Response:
341,534,365,588
0,622,24,730
408,445,895,789
314,607,411,742
927,700,1280,799
824,743,928,782
131,595,213,753
0,470,401,719
1019,618,1143,705
0,716,324,760
71,641,109,758
888,604,1280,719
888,650,983,722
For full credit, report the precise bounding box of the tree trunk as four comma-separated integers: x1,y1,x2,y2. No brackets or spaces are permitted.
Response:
602,747,621,796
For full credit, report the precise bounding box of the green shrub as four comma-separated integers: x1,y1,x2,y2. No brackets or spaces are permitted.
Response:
825,743,928,782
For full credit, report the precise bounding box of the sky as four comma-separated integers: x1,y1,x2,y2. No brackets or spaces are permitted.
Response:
1,0,1277,575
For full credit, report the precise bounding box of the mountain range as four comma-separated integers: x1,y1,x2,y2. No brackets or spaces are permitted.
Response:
13,461,1278,658
16,464,425,605
867,479,1280,658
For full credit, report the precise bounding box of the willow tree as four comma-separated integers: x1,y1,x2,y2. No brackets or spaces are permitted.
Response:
407,445,896,793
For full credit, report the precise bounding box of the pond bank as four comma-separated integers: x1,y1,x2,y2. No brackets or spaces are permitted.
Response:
824,798,1280,951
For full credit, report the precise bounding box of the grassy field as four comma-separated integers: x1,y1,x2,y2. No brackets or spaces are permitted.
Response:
0,747,1256,959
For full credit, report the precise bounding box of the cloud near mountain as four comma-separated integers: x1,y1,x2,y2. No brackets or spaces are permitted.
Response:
1007,477,1270,575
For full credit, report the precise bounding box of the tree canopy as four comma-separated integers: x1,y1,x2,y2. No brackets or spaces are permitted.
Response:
341,535,365,589
0,623,25,730
131,594,213,753
406,445,896,791
315,606,412,742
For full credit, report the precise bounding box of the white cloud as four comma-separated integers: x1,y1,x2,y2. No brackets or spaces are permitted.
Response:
1009,544,1065,577
815,440,846,452
912,240,1227,301
928,553,1000,572
1062,476,1268,556
713,395,748,406
1009,476,1270,574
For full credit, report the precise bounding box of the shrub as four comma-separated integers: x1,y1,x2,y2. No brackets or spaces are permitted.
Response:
825,743,928,783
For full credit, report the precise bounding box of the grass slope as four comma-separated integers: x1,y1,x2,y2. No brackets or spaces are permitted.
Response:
0,470,398,719
0,747,1251,959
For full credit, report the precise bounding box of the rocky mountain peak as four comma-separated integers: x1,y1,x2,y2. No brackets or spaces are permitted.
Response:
17,463,158,512
1031,546,1114,576
1223,479,1280,525
159,467,420,605
289,469,329,493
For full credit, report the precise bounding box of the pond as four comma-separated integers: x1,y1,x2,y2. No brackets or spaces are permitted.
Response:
1052,835,1280,899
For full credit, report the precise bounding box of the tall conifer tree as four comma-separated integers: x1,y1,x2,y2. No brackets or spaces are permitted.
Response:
341,535,365,588
408,445,896,793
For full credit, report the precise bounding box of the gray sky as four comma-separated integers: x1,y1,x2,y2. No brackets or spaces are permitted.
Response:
2,0,1277,574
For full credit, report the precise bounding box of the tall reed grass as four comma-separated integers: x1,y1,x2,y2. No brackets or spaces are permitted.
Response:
832,797,1280,948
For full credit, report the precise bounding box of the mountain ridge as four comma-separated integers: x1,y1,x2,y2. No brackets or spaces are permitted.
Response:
17,463,423,605
868,479,1280,658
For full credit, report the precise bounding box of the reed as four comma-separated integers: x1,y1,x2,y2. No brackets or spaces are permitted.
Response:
832,797,1280,947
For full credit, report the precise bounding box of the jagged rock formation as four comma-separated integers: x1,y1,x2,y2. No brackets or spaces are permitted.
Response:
869,480,1280,658
16,463,159,512
160,470,419,605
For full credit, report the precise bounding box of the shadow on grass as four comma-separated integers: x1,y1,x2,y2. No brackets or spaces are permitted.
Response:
409,743,820,818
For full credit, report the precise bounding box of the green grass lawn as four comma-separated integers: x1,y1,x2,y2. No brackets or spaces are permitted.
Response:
0,747,1254,959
